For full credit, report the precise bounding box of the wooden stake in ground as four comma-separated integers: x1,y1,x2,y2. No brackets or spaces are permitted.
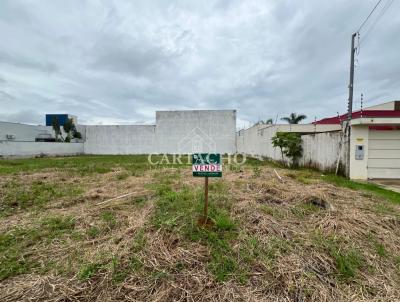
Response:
192,153,222,226
204,176,209,223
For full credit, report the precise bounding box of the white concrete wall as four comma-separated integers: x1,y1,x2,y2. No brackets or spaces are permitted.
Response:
155,110,236,154
1,110,236,156
0,141,84,157
237,124,342,158
84,110,236,155
0,121,86,142
300,132,347,172
237,124,283,160
237,124,346,173
0,121,52,142
84,125,156,154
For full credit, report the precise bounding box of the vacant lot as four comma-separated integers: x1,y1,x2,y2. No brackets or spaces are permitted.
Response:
0,155,399,301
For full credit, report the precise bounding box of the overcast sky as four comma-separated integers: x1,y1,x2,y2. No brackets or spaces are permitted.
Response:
0,0,399,127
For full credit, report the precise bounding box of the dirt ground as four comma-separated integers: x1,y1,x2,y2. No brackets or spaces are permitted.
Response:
0,156,399,301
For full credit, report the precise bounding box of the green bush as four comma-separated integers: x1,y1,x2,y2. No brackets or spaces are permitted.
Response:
271,132,303,167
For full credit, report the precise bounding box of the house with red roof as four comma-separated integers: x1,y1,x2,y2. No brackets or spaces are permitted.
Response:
237,101,400,180
314,101,400,179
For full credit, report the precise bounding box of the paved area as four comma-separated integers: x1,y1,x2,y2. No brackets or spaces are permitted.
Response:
370,179,400,193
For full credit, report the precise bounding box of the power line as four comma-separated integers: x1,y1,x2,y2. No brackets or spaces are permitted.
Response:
357,0,384,32
359,0,394,46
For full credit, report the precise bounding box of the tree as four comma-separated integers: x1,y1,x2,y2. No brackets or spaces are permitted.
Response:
63,118,82,142
63,118,74,141
281,113,307,124
253,118,274,126
73,131,82,139
51,117,62,141
271,132,303,167
271,132,286,161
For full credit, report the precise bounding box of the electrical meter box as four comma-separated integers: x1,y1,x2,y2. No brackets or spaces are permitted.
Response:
355,145,364,160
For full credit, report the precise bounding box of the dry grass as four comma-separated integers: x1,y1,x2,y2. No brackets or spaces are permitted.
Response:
0,156,399,301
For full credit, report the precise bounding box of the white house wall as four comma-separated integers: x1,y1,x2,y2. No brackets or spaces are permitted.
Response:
349,125,369,179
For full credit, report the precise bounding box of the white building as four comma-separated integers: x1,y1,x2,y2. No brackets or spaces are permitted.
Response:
236,101,400,180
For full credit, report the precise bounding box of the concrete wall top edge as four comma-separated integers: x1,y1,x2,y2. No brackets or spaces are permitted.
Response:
156,109,236,113
156,110,236,118
85,124,156,128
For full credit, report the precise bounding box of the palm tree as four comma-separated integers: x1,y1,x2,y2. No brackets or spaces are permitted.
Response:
281,113,307,124
253,118,274,126
51,117,62,141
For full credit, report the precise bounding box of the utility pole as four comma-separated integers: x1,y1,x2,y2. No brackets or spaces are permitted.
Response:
347,33,357,121
345,32,357,177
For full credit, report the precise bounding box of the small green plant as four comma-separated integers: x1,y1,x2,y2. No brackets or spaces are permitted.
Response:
78,263,103,280
132,230,146,253
313,233,363,281
374,242,387,257
264,236,292,263
334,249,362,280
209,249,237,282
291,203,320,219
128,255,143,271
252,167,261,178
87,226,101,239
111,257,128,283
271,132,303,167
260,205,284,218
132,196,147,205
41,216,75,238
101,211,117,230
368,233,387,258
151,270,169,281
214,210,236,231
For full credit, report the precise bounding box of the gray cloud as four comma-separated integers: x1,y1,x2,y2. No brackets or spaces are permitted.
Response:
0,0,398,126
0,109,43,125
0,51,57,73
0,90,15,101
89,33,175,77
